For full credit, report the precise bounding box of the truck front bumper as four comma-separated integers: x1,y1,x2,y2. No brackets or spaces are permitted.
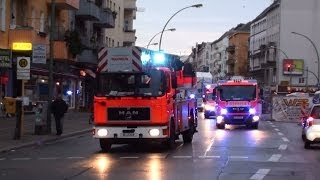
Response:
93,126,168,139
216,114,260,125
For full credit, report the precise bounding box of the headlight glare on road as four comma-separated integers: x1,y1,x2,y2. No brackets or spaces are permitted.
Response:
221,108,227,115
217,116,224,124
249,108,256,114
253,115,259,122
149,129,160,137
97,129,108,137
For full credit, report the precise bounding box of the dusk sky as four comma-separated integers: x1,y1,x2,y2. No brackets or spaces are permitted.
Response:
134,0,272,55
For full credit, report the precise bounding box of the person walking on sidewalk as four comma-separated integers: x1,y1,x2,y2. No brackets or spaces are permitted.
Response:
51,94,68,135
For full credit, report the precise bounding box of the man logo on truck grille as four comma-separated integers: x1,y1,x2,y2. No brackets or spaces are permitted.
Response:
119,110,139,120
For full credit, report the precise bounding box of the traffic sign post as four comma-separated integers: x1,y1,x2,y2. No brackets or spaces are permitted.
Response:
17,57,30,80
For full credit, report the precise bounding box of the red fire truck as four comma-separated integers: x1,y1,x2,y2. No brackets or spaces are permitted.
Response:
215,76,262,129
92,46,197,151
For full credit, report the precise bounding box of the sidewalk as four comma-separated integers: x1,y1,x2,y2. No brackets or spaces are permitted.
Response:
0,112,91,153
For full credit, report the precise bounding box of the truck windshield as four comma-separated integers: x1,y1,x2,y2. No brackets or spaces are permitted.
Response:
219,85,256,101
96,69,166,97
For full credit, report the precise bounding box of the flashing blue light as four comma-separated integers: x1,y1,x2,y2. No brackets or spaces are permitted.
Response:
141,52,151,65
66,90,73,96
249,108,256,114
154,52,165,64
206,84,211,89
189,94,195,99
221,108,227,115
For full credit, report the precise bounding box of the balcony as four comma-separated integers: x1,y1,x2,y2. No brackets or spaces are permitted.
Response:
124,0,136,11
77,49,97,64
48,0,79,10
226,58,235,65
226,45,235,53
123,29,136,43
93,8,115,28
76,0,100,21
9,27,48,49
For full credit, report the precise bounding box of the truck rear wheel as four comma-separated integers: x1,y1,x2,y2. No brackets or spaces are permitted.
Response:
183,114,195,143
100,139,112,152
166,120,176,149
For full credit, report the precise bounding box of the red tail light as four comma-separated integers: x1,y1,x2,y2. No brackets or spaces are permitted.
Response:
307,117,314,126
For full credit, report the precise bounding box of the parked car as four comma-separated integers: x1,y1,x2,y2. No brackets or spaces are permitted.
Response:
302,104,320,149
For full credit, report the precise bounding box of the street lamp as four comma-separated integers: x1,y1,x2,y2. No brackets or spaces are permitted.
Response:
145,42,158,48
146,28,176,49
158,4,203,51
291,31,320,88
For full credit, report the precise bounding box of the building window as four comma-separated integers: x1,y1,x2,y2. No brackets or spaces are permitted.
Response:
112,39,114,47
39,11,45,32
31,7,35,28
0,0,5,31
117,42,119,47
299,78,305,84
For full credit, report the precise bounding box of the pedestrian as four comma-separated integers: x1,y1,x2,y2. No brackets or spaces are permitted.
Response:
51,94,68,135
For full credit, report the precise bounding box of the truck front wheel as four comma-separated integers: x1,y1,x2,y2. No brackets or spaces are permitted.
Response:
100,139,112,152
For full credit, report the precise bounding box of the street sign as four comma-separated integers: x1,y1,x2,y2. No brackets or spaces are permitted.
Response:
32,44,46,64
17,57,30,80
0,49,11,68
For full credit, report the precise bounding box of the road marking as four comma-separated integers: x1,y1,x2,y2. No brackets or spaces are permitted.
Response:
274,128,280,131
198,155,220,159
282,137,289,142
119,156,139,159
229,156,248,159
67,157,85,159
39,157,58,160
268,154,282,162
271,125,276,127
147,155,166,159
12,158,31,161
278,144,287,150
268,121,273,124
277,132,284,136
203,138,215,156
0,158,5,161
172,156,192,159
250,169,270,180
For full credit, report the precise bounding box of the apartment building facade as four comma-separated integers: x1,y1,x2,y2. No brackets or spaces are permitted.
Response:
0,0,132,110
249,0,320,93
105,0,136,47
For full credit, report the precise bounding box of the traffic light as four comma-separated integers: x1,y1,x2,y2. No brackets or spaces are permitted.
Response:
286,64,292,72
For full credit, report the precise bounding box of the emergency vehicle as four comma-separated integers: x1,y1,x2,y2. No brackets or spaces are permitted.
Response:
93,46,197,151
215,76,261,129
204,84,217,119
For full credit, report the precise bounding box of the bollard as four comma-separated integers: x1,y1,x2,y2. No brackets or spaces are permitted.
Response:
13,99,23,140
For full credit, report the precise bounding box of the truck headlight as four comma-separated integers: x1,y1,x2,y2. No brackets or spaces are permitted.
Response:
205,105,216,111
221,108,227,115
249,108,256,114
149,129,160,137
217,116,224,124
253,116,259,122
97,129,108,137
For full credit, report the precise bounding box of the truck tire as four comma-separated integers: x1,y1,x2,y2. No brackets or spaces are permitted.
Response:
100,139,112,152
304,141,311,149
249,123,259,129
216,123,225,129
183,113,195,143
166,120,176,149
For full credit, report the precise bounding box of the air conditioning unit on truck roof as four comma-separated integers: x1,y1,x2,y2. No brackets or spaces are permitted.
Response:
93,46,198,151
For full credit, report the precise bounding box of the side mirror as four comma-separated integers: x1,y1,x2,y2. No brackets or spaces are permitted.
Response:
171,76,177,89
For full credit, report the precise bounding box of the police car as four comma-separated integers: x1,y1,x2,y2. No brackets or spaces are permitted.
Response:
302,104,320,149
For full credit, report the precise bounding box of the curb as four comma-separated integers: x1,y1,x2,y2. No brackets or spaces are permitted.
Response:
0,129,92,153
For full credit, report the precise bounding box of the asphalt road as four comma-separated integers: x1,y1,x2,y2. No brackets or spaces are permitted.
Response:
1,113,320,180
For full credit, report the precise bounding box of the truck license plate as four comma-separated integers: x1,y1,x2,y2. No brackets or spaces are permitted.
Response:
123,133,135,137
234,116,243,119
